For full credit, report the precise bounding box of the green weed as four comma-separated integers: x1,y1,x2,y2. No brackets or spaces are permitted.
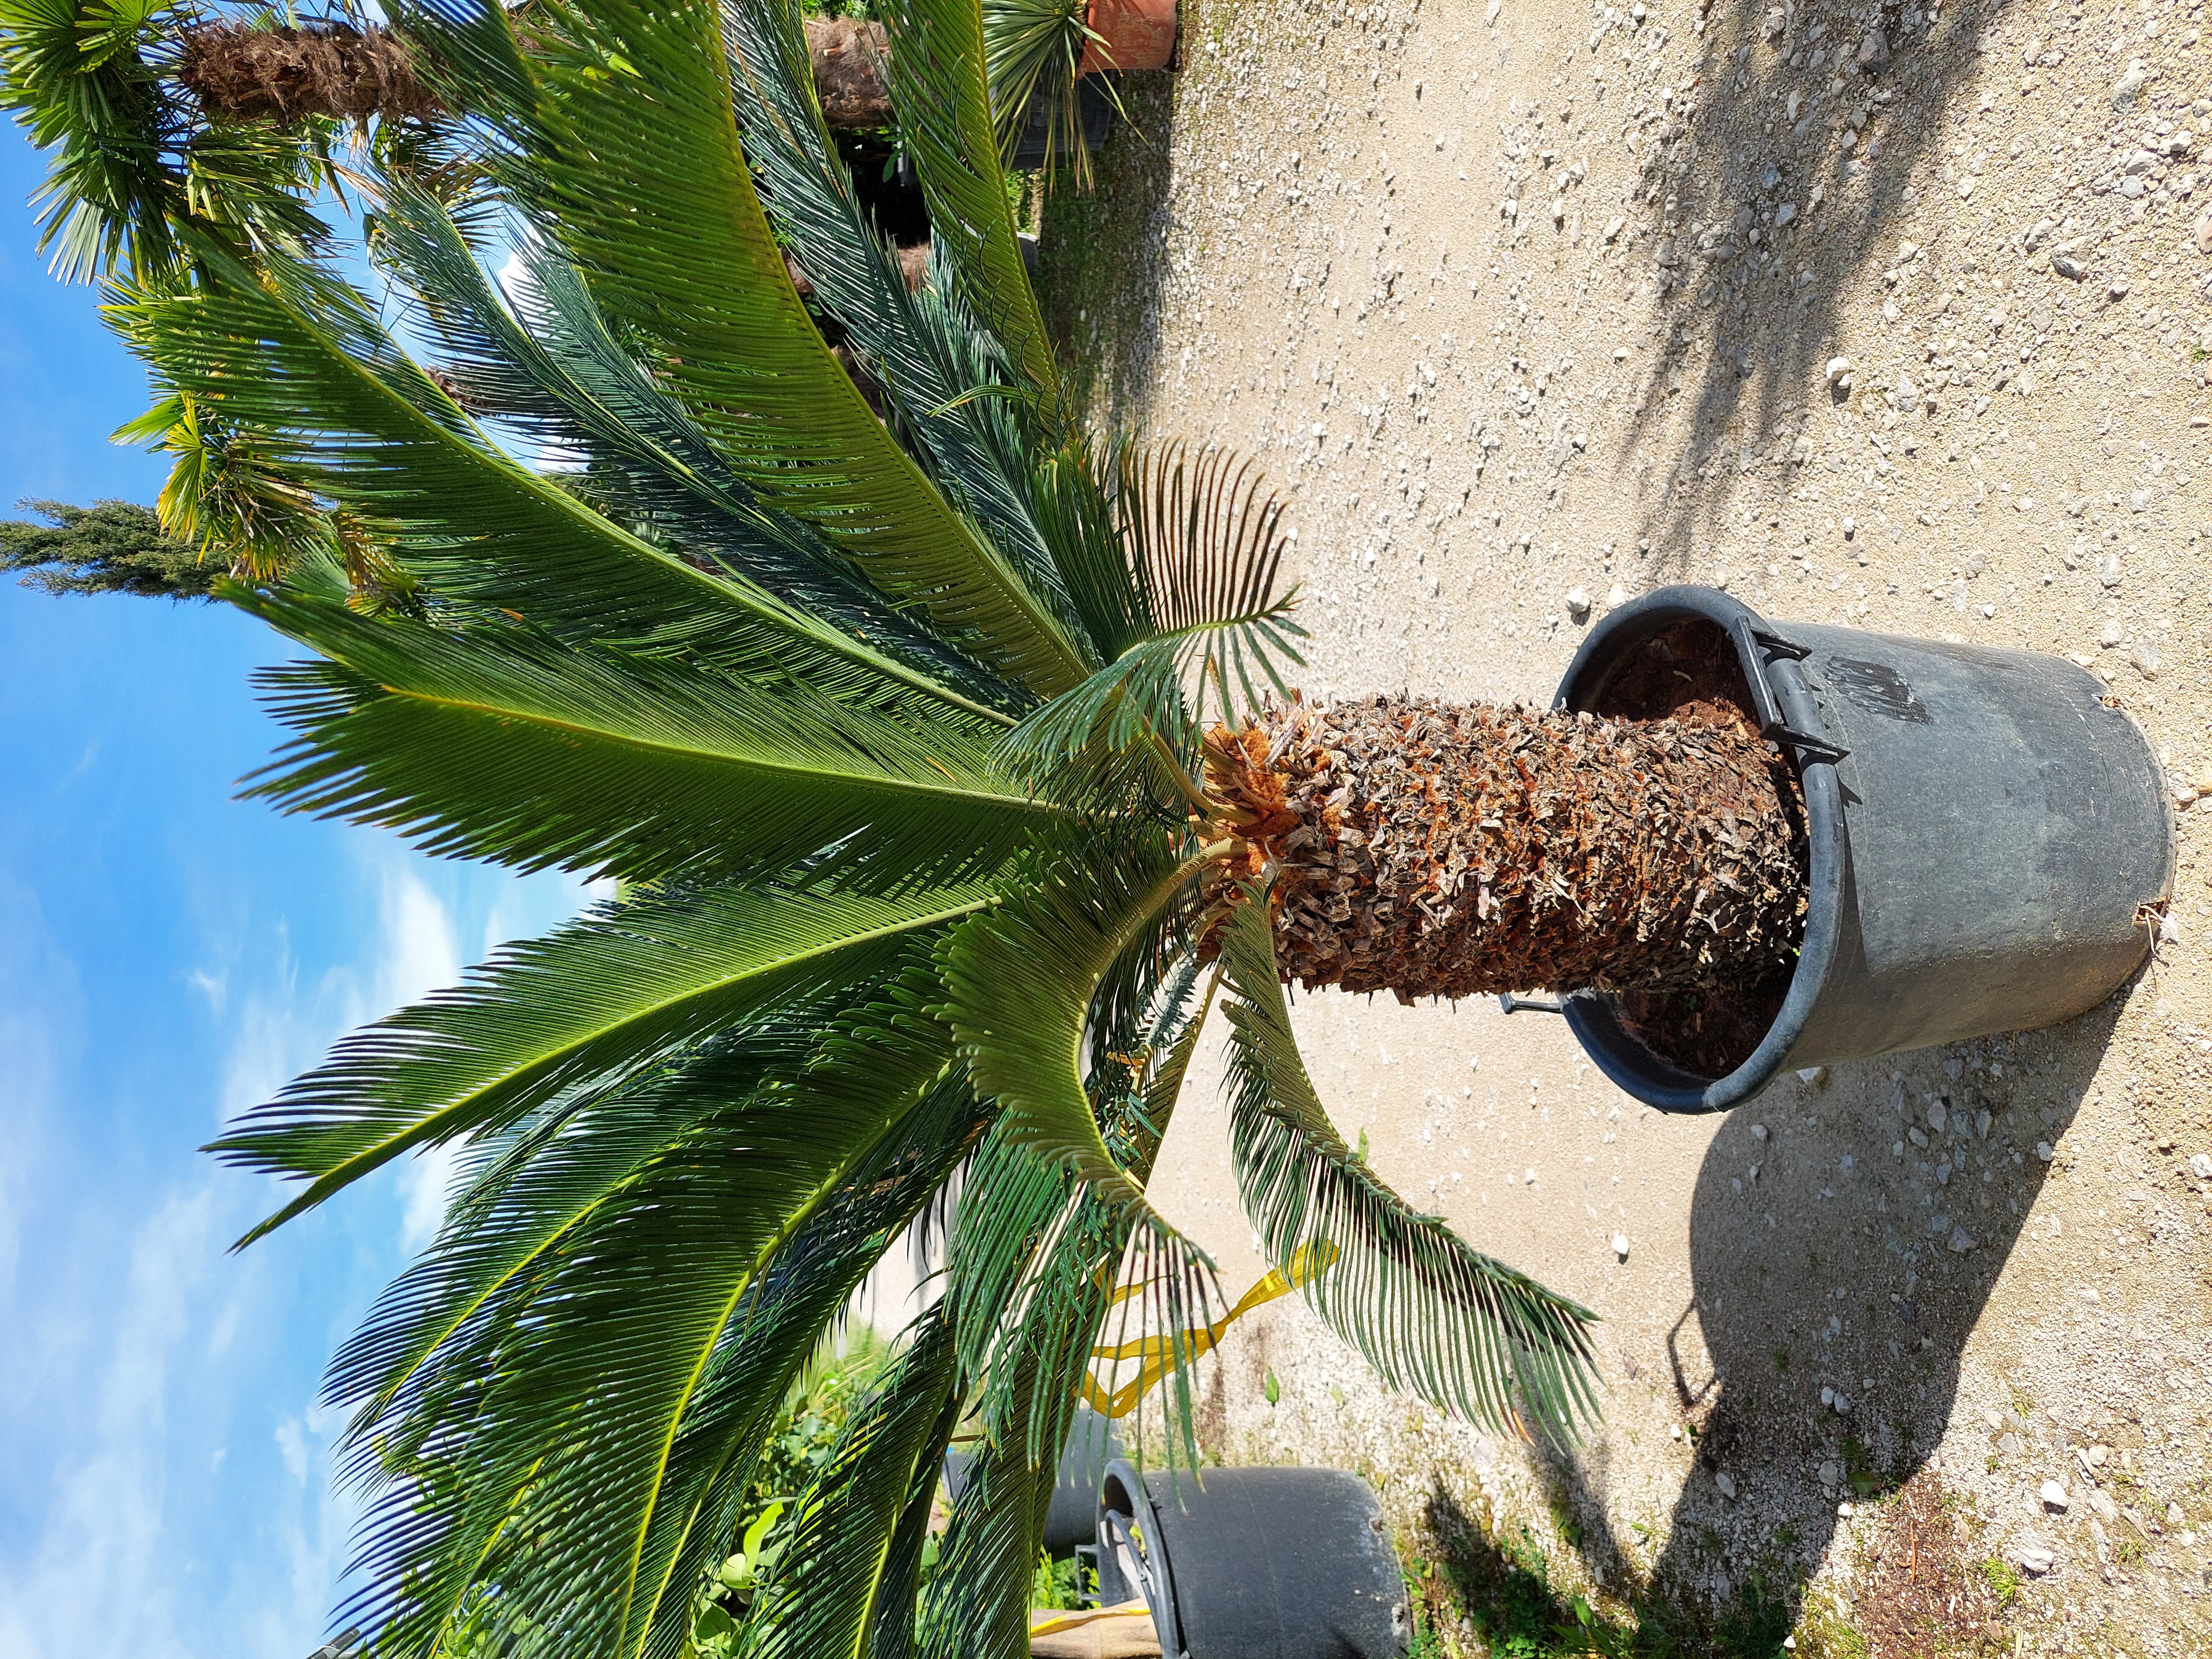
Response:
1978,1556,2021,1605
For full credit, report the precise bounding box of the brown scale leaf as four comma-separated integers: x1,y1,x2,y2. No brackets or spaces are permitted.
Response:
1205,691,1808,1012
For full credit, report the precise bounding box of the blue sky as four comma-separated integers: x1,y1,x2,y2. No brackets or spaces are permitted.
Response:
0,133,583,1657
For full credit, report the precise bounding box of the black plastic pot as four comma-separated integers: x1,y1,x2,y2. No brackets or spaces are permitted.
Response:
1095,1461,1407,1659
940,1406,1121,1558
1009,78,1119,172
1550,586,2174,1112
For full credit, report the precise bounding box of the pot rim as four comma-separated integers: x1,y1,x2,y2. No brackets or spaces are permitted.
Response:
1550,585,1846,1113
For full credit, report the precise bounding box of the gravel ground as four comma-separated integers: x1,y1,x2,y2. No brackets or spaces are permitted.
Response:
1036,0,2212,1649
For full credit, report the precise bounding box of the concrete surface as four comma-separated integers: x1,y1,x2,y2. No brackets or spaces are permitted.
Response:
1038,0,2212,1647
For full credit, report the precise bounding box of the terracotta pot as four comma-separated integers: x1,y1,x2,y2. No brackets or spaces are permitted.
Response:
1079,0,1176,74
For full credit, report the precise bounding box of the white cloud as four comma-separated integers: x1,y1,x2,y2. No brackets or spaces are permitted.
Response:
0,1180,299,1659
372,861,463,1014
368,861,466,1251
276,1417,310,1485
400,1139,464,1253
0,830,593,1659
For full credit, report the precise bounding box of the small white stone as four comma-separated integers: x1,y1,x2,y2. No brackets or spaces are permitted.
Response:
2098,619,2125,648
1825,355,1853,385
1775,203,1797,227
1715,1471,1738,1500
2111,58,2148,107
2041,1480,2070,1512
2018,1539,2056,1575
2036,1140,2056,1161
1750,1122,1770,1141
1928,1101,1947,1134
2190,1152,2212,1180
1604,215,1626,242
1797,1066,1825,1084
1841,516,1858,539
1821,1385,1835,1406
2099,553,2123,588
1832,1390,1852,1414
1606,583,1627,608
1612,1232,1631,1259
1565,586,1593,621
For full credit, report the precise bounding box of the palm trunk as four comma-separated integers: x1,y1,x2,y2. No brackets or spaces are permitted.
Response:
176,19,898,130
1205,693,1807,1007
176,24,445,124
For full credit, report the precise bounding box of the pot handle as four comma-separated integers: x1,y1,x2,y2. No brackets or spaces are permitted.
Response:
1497,992,1564,1015
1730,615,1849,765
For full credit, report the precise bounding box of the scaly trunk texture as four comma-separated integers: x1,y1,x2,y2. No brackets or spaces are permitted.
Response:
176,23,445,123
802,16,896,130
176,19,898,130
1205,694,1808,1005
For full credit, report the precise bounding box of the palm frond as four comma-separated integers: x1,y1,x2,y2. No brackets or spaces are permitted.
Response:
210,879,988,1242
737,1307,962,1659
231,588,1063,890
1005,438,1305,807
369,179,1016,701
717,0,1071,609
328,988,986,1659
111,242,1004,719
940,837,1201,1221
1216,897,1602,1439
879,0,1060,402
616,1066,994,1659
924,1218,1113,1659
392,0,1093,697
864,1369,967,1659
1118,439,1306,723
979,0,1096,188
0,0,338,281
925,1181,1207,1659
323,995,863,1437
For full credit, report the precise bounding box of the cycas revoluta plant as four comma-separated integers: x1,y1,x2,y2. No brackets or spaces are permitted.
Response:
5,0,1815,1651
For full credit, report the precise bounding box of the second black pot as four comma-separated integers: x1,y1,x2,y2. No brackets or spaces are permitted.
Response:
1096,1461,1407,1659
1550,586,2174,1113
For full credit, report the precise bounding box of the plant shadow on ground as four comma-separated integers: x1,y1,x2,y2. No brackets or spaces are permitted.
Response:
1035,0,2146,1644
1034,69,1177,428
1409,1480,1805,1658
1604,0,2022,577
1400,998,2121,1656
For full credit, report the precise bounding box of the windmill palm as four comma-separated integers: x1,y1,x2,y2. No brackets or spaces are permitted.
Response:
6,0,1817,1650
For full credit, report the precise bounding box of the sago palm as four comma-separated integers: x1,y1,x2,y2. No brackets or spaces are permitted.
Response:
6,0,1816,1650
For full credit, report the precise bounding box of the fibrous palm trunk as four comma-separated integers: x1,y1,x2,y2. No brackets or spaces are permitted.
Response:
176,23,445,123
176,18,898,130
1206,687,1807,1012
